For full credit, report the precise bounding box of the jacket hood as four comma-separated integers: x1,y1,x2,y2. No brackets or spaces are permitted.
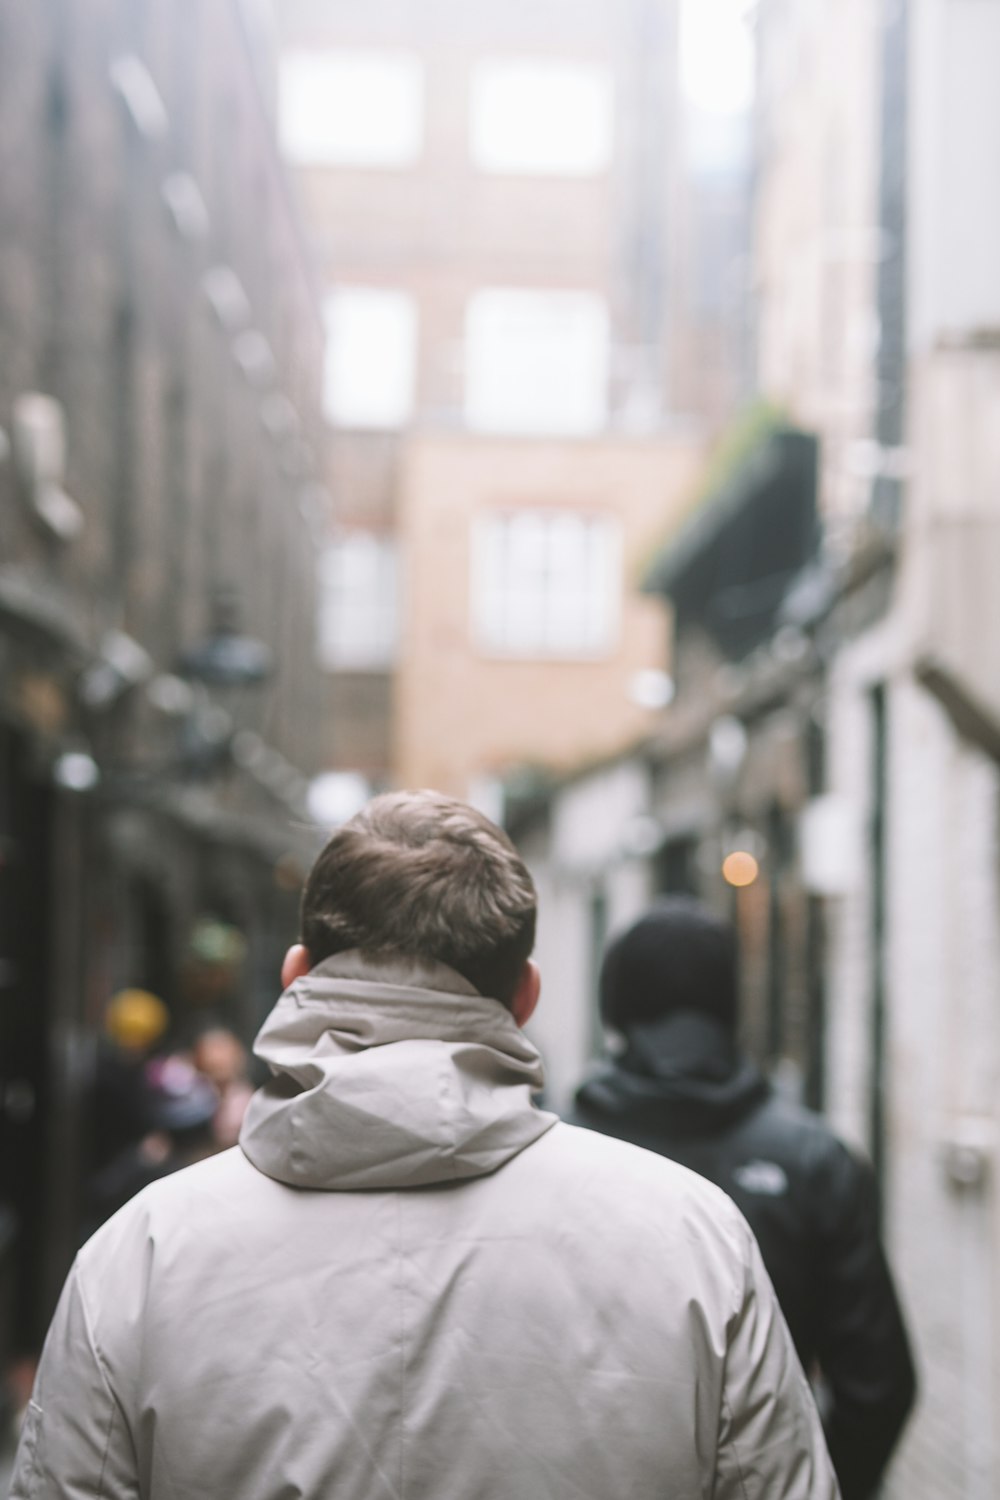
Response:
575,1010,769,1136
240,952,556,1190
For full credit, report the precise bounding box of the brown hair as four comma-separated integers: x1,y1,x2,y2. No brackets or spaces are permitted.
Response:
300,790,537,1007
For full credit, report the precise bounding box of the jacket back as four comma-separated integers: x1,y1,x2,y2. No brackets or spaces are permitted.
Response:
571,1011,916,1500
13,958,838,1500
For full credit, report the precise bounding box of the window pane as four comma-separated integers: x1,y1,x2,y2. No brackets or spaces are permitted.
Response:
465,289,609,435
472,510,620,658
323,288,417,429
279,51,423,167
317,533,398,670
474,517,507,651
585,518,621,649
471,61,614,176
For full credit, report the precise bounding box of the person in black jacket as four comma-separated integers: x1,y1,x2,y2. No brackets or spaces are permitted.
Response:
571,896,916,1500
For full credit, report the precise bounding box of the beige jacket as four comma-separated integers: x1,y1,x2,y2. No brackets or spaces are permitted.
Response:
13,955,839,1499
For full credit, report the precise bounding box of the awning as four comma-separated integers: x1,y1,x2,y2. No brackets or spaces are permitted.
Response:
644,427,819,658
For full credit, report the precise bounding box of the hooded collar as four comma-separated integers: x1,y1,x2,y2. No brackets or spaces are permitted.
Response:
575,1011,770,1137
240,952,556,1191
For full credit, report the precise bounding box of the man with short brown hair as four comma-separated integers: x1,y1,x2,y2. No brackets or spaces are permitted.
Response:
14,791,839,1500
298,790,538,1008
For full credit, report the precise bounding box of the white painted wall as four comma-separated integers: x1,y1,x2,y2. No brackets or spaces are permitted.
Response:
908,0,1000,351
897,349,1000,728
886,689,999,1500
521,759,655,1112
821,5,1000,1487
826,628,1000,1499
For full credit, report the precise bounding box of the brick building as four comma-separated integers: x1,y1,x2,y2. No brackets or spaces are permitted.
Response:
275,0,743,804
0,0,327,1351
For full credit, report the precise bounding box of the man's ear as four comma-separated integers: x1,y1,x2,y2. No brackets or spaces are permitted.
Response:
510,960,541,1028
281,943,312,990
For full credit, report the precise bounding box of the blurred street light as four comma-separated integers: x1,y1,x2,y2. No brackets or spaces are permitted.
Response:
178,604,272,689
52,751,101,792
722,849,759,887
628,669,675,710
109,54,169,140
161,172,210,241
202,266,252,332
11,393,84,543
708,714,748,782
307,771,370,827
79,631,153,710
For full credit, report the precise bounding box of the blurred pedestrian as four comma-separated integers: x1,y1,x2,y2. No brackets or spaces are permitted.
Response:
91,988,171,1168
86,1050,218,1233
571,896,916,1500
13,794,838,1500
192,1026,254,1149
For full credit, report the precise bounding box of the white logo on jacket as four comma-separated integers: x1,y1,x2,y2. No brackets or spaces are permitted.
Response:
732,1159,789,1196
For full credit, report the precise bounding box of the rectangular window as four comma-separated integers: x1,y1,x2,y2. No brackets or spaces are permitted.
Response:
465,289,609,436
472,510,621,659
279,51,423,168
323,288,418,429
317,533,398,671
470,60,613,176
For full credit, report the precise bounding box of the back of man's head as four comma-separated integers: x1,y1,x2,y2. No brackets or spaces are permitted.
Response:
300,790,536,1009
600,896,738,1034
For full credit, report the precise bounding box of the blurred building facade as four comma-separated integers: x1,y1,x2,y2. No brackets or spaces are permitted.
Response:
0,0,327,1354
523,3,1000,1496
754,4,1000,1495
275,0,754,805
515,413,826,1117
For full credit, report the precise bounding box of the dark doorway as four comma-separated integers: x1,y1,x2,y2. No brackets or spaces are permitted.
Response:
0,729,55,1355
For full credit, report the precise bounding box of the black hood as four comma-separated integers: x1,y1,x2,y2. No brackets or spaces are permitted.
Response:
599,898,738,1033
574,1011,769,1137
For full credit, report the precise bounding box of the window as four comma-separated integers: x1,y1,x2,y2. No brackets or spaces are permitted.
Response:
464,289,609,435
470,60,613,176
472,510,621,658
323,288,417,429
317,534,398,671
279,51,423,167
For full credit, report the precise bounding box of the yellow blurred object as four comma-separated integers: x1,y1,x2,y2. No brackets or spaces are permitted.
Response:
104,988,170,1051
722,850,760,888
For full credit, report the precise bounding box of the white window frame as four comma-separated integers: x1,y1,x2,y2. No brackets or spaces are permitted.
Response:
471,509,622,660
470,59,614,177
317,532,399,671
279,50,424,168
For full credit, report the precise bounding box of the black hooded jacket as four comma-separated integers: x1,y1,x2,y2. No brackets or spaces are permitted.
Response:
571,1011,916,1500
